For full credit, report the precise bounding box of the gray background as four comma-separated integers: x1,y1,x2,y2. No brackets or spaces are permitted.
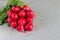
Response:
0,0,59,40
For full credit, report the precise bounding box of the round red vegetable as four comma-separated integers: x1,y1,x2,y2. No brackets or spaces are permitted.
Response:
26,11,35,18
7,17,12,23
7,10,12,16
25,22,33,31
17,25,24,32
18,10,26,17
11,13,18,20
18,18,26,25
12,6,20,12
27,17,33,22
7,6,35,32
23,5,31,11
11,21,17,28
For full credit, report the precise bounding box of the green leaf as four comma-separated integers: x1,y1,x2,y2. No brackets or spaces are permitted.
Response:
17,1,25,7
7,23,10,27
7,0,22,6
0,12,8,25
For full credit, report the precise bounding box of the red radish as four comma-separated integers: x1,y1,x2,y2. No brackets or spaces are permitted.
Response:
26,11,35,18
7,6,35,32
27,17,33,22
25,22,33,31
7,17,12,23
11,21,17,28
18,10,26,17
7,10,12,16
17,25,24,32
18,18,26,25
23,5,31,11
12,6,20,12
11,13,18,20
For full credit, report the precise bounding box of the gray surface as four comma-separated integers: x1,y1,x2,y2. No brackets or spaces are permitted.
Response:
0,0,59,40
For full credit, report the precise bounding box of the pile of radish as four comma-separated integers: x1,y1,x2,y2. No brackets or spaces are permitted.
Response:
7,5,35,32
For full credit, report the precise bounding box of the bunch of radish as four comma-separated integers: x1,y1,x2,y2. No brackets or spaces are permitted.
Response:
7,5,35,32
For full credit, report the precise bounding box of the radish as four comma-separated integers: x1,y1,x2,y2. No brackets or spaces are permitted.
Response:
7,10,12,16
11,21,17,28
18,18,26,25
23,5,31,11
27,17,33,22
26,11,35,18
7,17,12,23
11,13,18,20
17,25,24,32
12,6,20,12
25,22,33,31
7,6,35,32
18,10,26,17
